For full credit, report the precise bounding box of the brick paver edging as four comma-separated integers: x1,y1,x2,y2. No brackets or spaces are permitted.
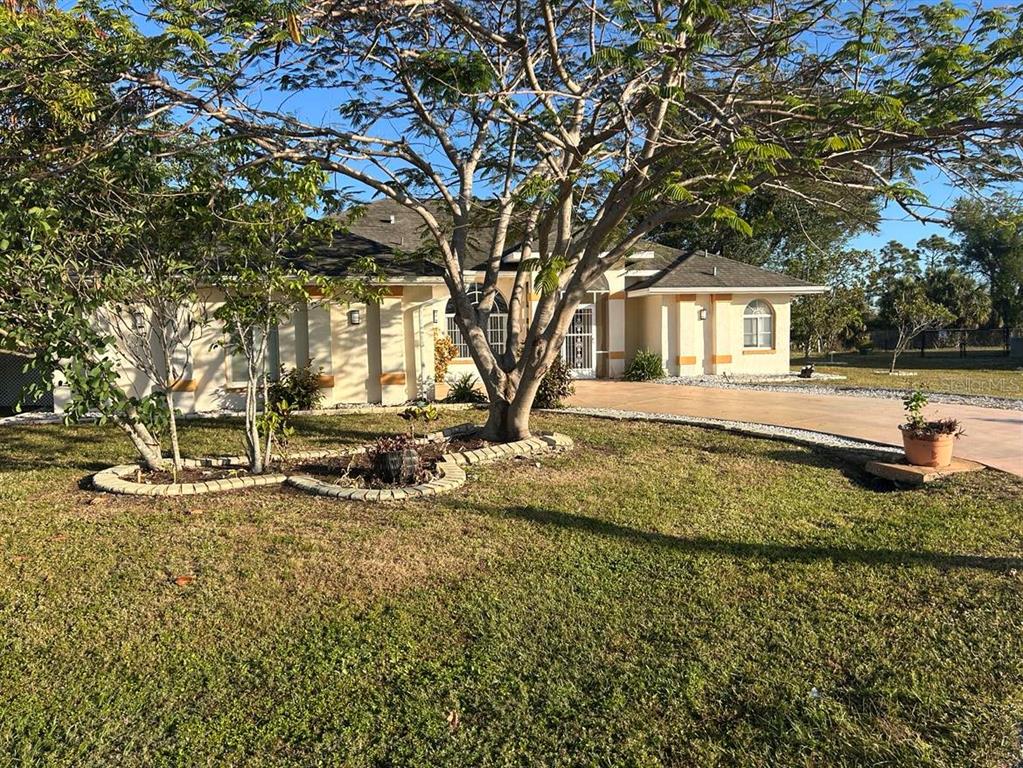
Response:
286,432,573,502
91,424,572,500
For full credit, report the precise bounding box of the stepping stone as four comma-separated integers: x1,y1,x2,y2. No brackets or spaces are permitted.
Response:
865,457,986,486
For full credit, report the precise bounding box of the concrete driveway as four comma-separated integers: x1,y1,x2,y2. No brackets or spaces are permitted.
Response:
569,380,1023,477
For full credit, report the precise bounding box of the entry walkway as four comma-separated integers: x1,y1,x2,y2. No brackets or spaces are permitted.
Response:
569,380,1023,477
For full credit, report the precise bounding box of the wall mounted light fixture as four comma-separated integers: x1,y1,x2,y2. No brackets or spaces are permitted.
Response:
348,309,362,325
697,308,708,321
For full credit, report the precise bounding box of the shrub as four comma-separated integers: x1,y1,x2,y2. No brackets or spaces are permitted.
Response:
434,334,457,382
268,361,324,411
533,354,574,409
624,349,665,381
900,388,964,439
446,373,487,403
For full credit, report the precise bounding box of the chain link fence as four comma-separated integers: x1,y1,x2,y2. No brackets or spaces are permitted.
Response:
0,353,53,415
869,327,1012,358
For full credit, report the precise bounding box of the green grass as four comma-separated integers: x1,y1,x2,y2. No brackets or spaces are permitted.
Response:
1,411,1022,766
790,351,1023,399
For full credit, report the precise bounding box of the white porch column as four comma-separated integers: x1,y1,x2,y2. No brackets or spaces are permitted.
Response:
606,269,627,378
710,293,734,374
378,288,407,405
675,296,698,374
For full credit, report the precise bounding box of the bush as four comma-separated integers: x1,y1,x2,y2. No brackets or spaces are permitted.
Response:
623,349,665,381
533,354,574,409
446,373,487,403
434,334,457,382
268,361,324,411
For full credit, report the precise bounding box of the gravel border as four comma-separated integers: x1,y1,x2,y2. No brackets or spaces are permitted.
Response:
660,376,1023,411
550,406,904,461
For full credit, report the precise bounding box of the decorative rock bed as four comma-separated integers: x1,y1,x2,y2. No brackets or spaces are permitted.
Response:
91,424,574,501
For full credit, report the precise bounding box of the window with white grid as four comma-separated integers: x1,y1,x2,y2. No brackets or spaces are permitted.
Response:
445,286,508,357
743,299,774,349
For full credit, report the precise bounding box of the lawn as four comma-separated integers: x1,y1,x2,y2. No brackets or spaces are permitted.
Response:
791,351,1023,399
1,411,1022,766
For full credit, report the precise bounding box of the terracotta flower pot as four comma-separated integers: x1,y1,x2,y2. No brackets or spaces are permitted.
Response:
434,381,449,401
900,427,955,468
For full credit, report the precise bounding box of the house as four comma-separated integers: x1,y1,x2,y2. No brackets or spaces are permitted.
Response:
50,199,828,413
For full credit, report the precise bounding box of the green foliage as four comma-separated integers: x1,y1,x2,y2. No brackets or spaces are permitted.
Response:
446,373,487,403
268,362,325,412
624,350,665,382
902,388,929,430
532,355,575,410
399,401,440,438
411,50,495,103
949,197,1023,331
902,388,963,438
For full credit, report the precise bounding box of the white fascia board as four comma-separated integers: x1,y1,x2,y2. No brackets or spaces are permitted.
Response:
625,250,655,260
626,285,830,297
623,270,660,277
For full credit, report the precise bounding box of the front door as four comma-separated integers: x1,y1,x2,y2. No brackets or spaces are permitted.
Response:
563,304,596,378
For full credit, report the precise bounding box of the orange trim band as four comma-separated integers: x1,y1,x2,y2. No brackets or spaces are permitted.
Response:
609,291,626,300
711,293,733,302
306,286,325,298
608,351,625,360
383,287,404,297
380,372,406,386
676,355,697,365
168,379,197,392
711,354,732,364
742,349,776,355
315,374,335,388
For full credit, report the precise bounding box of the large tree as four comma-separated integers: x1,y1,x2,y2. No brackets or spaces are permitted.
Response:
949,196,1023,331
139,0,1023,438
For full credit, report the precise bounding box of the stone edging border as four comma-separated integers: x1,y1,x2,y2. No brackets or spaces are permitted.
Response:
91,423,573,500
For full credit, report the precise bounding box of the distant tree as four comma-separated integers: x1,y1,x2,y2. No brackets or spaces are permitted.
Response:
923,267,991,328
915,235,959,272
878,278,954,373
949,197,1023,331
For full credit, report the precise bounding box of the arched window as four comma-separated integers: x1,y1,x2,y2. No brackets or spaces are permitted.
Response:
445,286,508,358
743,300,774,349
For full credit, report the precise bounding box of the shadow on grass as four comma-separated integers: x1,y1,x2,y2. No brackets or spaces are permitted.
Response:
760,447,902,492
502,505,1023,573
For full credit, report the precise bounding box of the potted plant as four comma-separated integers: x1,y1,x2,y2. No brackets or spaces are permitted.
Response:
370,403,441,485
899,389,964,468
370,434,420,484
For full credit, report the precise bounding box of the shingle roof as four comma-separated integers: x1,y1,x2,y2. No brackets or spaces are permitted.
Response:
627,249,824,291
294,199,823,291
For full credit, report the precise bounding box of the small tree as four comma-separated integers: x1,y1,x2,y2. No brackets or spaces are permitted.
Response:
209,158,379,473
879,279,954,373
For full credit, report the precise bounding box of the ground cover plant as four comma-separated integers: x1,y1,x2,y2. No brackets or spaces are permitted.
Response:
1,412,1021,766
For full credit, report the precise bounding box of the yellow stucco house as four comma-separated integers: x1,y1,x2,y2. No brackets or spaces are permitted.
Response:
51,199,827,413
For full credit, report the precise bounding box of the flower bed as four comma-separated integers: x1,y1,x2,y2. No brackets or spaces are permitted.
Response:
91,424,573,501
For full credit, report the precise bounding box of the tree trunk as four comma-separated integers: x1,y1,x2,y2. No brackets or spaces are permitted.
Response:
164,390,182,473
480,366,545,442
482,398,533,442
113,417,166,472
